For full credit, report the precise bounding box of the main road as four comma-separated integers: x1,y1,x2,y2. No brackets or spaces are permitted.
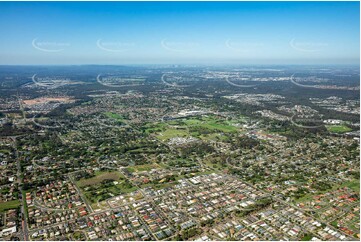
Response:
10,136,29,241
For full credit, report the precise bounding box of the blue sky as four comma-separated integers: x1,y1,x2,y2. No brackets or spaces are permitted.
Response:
0,1,359,65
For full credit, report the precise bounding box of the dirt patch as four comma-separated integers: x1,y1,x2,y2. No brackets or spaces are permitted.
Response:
23,97,75,106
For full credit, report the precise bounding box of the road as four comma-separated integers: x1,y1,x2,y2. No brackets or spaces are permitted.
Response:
68,174,94,213
10,136,29,241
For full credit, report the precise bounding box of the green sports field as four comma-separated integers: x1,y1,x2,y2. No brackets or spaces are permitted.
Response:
326,125,352,133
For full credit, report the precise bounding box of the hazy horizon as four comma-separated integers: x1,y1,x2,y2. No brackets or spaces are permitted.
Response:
0,1,359,65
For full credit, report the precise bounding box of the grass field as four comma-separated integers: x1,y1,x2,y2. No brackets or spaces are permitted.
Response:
127,163,161,172
140,182,176,190
157,128,189,141
79,171,137,203
0,200,21,212
144,122,167,135
341,180,360,193
293,190,311,203
183,116,238,133
199,133,230,142
203,158,225,171
326,125,352,133
77,171,124,187
116,181,138,193
148,115,239,141
104,112,124,120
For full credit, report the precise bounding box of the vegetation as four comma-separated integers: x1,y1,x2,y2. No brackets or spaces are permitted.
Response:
77,171,137,203
301,234,313,241
180,227,202,240
326,125,352,133
104,112,124,120
341,180,360,192
0,200,21,212
77,171,124,187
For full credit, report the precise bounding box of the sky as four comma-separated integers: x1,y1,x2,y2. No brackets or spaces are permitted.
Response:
0,1,359,65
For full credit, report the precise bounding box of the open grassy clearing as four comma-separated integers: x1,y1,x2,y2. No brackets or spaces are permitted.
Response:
182,116,239,133
126,163,161,172
147,115,239,141
77,171,124,187
0,200,21,212
326,125,352,133
156,128,189,141
294,192,316,203
144,122,167,133
79,171,137,203
140,181,176,190
168,158,198,168
198,133,230,141
203,158,225,171
104,112,125,120
341,179,360,193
